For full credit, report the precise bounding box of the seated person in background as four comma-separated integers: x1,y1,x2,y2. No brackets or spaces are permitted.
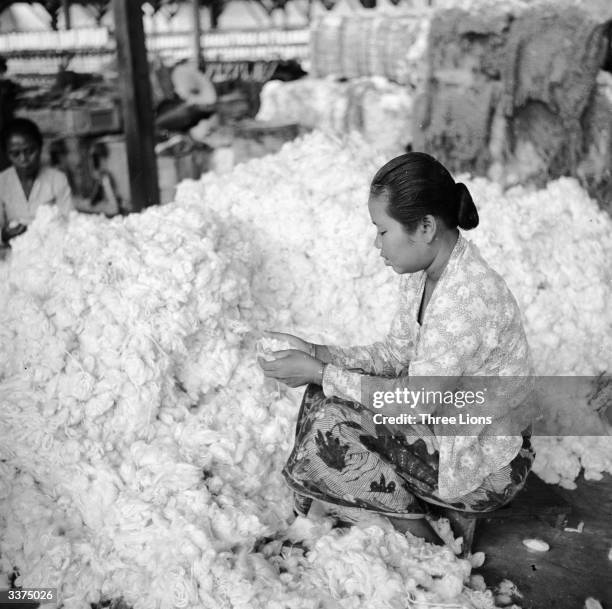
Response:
0,118,73,245
156,59,218,133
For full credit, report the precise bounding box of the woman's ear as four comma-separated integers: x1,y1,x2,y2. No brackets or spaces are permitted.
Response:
420,214,438,244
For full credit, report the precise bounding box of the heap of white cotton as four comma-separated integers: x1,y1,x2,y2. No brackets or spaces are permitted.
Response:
0,130,610,607
182,131,396,346
0,150,494,608
463,178,612,487
188,132,612,485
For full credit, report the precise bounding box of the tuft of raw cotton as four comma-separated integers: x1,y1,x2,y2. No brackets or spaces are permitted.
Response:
256,337,296,361
522,538,550,552
469,552,486,568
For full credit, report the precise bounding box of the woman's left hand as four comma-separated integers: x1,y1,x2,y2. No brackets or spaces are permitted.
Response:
258,350,323,388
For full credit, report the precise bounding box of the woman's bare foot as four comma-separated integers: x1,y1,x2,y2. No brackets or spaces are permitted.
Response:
388,516,443,544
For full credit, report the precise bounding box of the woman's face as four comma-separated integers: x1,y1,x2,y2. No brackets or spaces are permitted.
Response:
7,133,41,177
368,194,434,274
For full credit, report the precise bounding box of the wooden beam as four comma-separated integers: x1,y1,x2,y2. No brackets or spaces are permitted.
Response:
62,0,71,29
192,0,202,66
112,0,159,212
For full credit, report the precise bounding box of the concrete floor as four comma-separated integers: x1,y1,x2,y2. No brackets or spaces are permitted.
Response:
474,473,612,609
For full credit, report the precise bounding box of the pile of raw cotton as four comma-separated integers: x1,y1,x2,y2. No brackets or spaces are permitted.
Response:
189,132,612,487
0,139,492,609
0,131,610,608
191,133,612,372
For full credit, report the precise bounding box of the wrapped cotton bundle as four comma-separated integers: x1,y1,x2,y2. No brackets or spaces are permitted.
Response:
367,17,393,78
310,14,345,77
257,78,350,134
257,77,414,155
340,14,367,79
357,14,379,76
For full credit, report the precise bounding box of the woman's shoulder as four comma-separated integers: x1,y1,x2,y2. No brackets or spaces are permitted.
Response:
0,165,15,181
455,237,522,315
461,238,511,288
0,166,17,196
38,166,70,188
38,165,67,180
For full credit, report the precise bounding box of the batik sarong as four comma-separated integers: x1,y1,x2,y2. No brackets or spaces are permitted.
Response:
283,384,535,518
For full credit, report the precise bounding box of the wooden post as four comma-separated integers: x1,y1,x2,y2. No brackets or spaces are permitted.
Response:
112,0,160,211
47,0,60,30
62,0,71,29
192,0,202,66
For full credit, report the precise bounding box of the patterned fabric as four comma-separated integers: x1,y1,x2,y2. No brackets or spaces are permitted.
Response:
283,385,535,517
0,166,73,234
318,233,535,500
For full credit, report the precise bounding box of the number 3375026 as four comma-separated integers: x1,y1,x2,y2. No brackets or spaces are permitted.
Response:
0,588,56,604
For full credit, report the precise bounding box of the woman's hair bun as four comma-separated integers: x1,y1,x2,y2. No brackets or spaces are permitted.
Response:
455,182,479,230
370,153,479,232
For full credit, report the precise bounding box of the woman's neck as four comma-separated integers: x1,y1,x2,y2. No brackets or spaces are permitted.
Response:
425,229,459,282
15,165,39,182
15,167,39,200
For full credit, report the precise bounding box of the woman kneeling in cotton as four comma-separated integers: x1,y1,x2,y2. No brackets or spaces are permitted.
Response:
259,153,535,541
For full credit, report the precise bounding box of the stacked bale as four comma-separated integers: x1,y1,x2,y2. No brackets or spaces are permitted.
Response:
339,12,364,79
413,1,612,207
309,14,344,77
310,8,430,90
364,16,392,77
256,77,414,154
413,6,512,175
577,71,612,216
291,0,612,209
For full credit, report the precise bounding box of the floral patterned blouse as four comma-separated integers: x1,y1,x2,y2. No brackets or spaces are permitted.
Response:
321,233,534,500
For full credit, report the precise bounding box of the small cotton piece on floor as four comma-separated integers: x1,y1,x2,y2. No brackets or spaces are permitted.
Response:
521,539,550,552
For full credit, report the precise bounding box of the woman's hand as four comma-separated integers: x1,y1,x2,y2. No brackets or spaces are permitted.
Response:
264,331,312,355
259,349,323,388
1,223,27,244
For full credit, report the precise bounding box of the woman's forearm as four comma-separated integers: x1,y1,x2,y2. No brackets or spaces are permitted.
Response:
312,341,407,376
312,344,334,364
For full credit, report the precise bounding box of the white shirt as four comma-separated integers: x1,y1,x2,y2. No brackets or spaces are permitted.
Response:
0,165,73,232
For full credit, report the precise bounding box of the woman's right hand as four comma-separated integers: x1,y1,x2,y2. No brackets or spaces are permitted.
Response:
1,223,27,244
264,331,312,355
